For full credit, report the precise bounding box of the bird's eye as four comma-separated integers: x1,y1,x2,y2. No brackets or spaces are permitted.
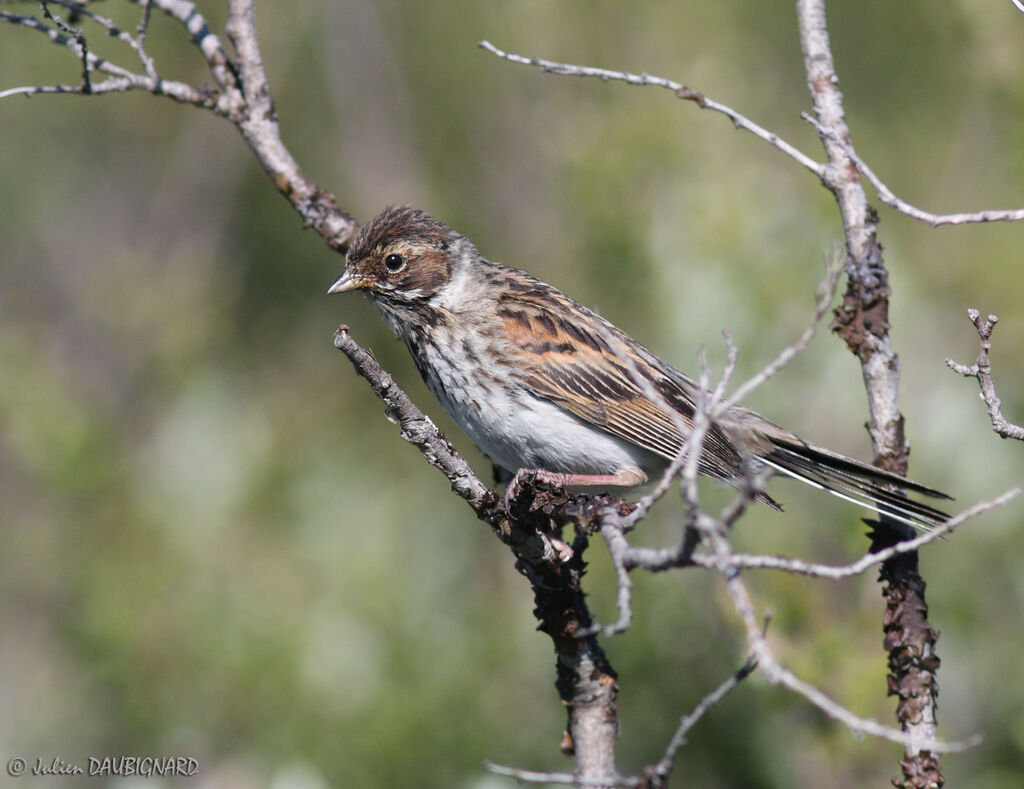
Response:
384,253,405,272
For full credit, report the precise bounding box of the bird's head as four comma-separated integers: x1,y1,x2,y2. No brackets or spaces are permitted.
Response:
327,205,466,304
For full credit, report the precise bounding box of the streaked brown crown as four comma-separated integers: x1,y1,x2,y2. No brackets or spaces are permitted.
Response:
348,205,455,261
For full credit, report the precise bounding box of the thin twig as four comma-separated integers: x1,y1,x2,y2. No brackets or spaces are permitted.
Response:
563,322,732,638
225,0,267,108
946,309,1024,441
723,244,843,410
332,327,494,513
584,243,839,636
591,246,843,634
1,0,358,245
40,1,92,94
592,522,634,635
134,0,156,78
615,342,732,536
804,113,1024,228
703,519,979,754
484,762,634,788
694,489,1018,578
137,0,239,95
478,40,823,176
643,656,758,787
40,0,143,54
0,9,211,104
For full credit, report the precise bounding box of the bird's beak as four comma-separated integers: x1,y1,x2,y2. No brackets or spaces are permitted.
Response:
326,270,364,294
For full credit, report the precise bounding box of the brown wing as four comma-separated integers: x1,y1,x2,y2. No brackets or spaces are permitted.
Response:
494,278,745,484
488,266,951,528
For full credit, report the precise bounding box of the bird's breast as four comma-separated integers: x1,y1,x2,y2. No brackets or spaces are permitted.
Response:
401,325,652,477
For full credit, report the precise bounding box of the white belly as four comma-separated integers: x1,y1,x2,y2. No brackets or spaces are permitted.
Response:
414,335,648,476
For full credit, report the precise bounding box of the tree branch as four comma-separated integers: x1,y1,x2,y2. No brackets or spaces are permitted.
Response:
640,656,758,788
485,656,758,789
1,0,360,250
701,511,978,755
796,1,944,784
693,489,1018,578
946,310,1024,441
0,7,205,102
4,3,622,780
6,3,1009,784
803,113,1024,227
333,327,626,784
477,40,824,176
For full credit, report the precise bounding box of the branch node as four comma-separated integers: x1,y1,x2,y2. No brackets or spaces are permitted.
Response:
946,308,1023,441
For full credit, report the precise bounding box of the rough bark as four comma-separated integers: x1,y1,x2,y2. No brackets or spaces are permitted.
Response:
797,2,942,785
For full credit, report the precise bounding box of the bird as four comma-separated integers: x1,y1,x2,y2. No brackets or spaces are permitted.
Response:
328,205,950,530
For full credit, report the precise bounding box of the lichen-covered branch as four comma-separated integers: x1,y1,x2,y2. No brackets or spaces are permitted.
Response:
6,2,1011,785
334,326,625,784
486,656,758,789
3,2,622,781
796,1,942,785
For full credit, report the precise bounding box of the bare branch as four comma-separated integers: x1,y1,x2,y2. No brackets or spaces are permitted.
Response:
478,40,824,176
695,489,1019,578
608,451,995,760
486,655,756,789
591,522,634,635
0,8,212,104
580,244,840,639
37,0,159,79
141,0,239,94
334,326,625,782
642,656,758,788
225,0,268,110
613,338,735,536
2,1,359,248
40,0,146,57
702,518,979,754
332,328,495,515
134,0,156,78
946,310,1024,441
724,244,843,410
580,336,740,637
803,113,1024,227
39,1,92,94
797,1,945,781
484,762,635,788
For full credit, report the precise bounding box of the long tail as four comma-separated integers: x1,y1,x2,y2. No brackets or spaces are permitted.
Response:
761,437,952,531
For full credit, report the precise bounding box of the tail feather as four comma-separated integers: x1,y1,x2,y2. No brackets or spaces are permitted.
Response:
763,438,951,531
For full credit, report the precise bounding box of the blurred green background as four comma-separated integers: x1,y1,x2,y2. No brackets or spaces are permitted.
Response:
2,1,1023,787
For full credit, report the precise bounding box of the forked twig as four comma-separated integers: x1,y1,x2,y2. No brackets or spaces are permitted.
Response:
803,113,1024,228
946,310,1024,441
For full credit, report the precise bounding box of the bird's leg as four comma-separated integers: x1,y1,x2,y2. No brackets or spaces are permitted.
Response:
491,462,515,487
503,466,646,512
528,467,648,489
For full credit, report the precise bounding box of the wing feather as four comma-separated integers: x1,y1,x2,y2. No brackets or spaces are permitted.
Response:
496,283,746,482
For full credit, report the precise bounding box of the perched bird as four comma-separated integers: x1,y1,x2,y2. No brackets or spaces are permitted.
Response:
328,205,950,530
